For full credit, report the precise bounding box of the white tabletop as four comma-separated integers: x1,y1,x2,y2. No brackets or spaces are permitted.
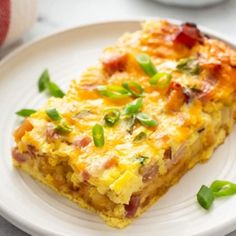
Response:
1,0,236,235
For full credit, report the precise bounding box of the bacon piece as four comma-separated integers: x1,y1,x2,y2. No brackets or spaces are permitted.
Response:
174,23,204,49
166,82,188,112
183,88,194,103
101,52,127,75
14,119,33,142
12,148,29,163
204,62,222,74
124,195,140,218
73,136,91,149
141,164,158,183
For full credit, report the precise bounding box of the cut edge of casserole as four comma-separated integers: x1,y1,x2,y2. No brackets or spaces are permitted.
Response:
12,20,236,228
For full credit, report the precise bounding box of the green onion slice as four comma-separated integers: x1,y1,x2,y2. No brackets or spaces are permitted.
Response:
38,69,50,92
104,109,120,127
176,57,200,75
136,54,157,77
38,69,65,97
92,124,105,147
197,185,214,210
97,85,130,99
46,108,61,121
210,180,236,198
47,82,65,98
54,122,72,135
122,81,144,97
126,115,136,134
124,98,143,116
16,109,37,117
136,112,158,127
133,131,147,142
150,72,172,88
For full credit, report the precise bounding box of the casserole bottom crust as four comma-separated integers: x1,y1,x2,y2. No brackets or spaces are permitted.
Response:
13,104,236,228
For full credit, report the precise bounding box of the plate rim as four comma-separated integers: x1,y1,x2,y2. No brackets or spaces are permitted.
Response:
0,18,236,236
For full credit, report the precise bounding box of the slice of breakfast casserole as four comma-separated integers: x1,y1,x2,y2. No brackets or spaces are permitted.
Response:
12,20,236,228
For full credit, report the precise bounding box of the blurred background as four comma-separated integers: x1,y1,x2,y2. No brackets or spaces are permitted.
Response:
1,0,236,59
0,0,236,235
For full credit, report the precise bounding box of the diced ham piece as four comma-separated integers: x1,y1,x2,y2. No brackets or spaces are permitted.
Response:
166,82,188,112
12,148,29,163
82,169,90,182
163,147,172,160
125,195,140,218
141,164,158,183
196,64,220,102
46,124,59,142
171,144,187,164
27,145,36,156
197,81,215,102
73,136,91,149
101,52,127,75
165,144,187,170
174,23,204,49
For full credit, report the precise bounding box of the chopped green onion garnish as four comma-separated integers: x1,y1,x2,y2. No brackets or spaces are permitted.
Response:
54,122,72,135
104,109,120,127
136,112,157,127
38,69,50,92
138,155,148,165
126,115,136,134
133,131,147,142
210,180,236,198
38,69,65,98
176,57,200,75
197,185,214,210
47,82,65,98
136,54,157,77
46,108,61,121
122,81,144,97
16,109,37,117
92,124,105,147
150,72,172,88
97,85,130,99
124,98,143,116
197,180,236,210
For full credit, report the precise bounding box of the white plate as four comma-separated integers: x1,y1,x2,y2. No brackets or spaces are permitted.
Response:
0,19,236,236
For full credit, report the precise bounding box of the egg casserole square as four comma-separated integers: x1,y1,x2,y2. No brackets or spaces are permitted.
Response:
12,20,236,228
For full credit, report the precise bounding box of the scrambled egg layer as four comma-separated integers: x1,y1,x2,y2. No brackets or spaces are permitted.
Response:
13,20,236,227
